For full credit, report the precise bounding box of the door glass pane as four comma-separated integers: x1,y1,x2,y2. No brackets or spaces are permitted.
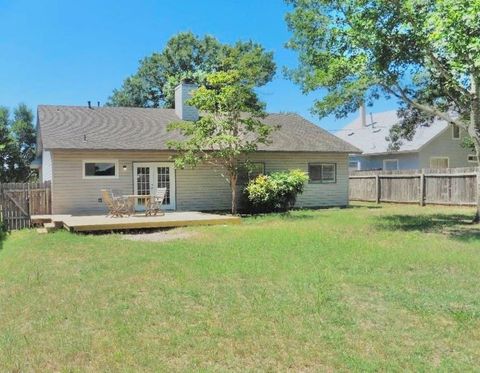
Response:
136,167,150,206
157,167,170,205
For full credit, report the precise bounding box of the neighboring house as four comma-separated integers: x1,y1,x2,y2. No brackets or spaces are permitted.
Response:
32,83,359,215
336,108,475,171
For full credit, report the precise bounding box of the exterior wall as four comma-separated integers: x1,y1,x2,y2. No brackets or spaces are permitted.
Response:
42,150,53,182
50,150,349,215
350,153,420,171
418,125,473,168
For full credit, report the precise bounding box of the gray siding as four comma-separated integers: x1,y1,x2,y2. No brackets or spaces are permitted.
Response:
419,125,473,168
50,150,349,215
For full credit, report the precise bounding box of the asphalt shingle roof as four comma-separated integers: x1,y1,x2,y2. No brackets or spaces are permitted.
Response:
335,110,449,154
38,105,360,153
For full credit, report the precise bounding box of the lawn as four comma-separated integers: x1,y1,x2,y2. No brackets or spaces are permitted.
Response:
1,203,479,371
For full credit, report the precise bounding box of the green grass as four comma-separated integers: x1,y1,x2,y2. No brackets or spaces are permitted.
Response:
1,203,480,371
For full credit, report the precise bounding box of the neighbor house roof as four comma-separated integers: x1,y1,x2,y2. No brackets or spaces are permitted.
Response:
37,105,360,153
335,110,449,155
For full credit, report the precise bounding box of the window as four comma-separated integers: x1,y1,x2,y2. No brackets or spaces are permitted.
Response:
429,157,449,169
238,162,265,184
83,160,118,179
309,163,336,183
468,155,478,163
383,159,399,171
349,160,360,171
452,124,460,140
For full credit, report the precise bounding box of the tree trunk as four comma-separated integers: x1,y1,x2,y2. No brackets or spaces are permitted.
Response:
469,73,480,223
230,173,238,215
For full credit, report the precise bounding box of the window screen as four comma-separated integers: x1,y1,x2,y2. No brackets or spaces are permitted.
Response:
309,163,336,183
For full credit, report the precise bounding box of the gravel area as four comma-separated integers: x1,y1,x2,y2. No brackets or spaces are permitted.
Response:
121,229,197,242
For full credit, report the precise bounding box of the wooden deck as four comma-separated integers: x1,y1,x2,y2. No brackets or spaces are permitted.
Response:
32,211,240,232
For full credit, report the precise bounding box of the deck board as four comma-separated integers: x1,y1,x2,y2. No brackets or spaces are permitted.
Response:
32,211,240,232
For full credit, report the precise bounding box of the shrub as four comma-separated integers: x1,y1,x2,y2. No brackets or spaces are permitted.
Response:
244,169,308,213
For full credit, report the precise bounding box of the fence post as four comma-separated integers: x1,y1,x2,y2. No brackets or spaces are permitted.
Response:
375,174,380,203
419,170,425,206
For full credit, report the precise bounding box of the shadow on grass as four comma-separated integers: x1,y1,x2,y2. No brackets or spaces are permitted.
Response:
347,204,383,210
0,227,6,251
375,213,480,242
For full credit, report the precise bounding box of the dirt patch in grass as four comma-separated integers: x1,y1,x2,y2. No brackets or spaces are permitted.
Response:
121,228,198,242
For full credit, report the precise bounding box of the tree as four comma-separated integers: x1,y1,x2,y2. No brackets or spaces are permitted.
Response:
107,32,276,108
285,0,480,221
167,71,274,214
0,104,36,182
0,107,15,182
11,103,36,181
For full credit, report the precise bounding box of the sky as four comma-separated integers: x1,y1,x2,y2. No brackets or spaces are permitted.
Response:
0,0,398,132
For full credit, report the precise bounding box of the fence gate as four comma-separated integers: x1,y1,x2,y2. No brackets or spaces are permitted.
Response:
0,182,51,231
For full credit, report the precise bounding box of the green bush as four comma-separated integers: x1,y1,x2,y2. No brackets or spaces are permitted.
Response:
244,169,308,213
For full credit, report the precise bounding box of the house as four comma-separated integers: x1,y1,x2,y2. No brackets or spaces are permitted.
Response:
32,83,360,215
336,107,474,171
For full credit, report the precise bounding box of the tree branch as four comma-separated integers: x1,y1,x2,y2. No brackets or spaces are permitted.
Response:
426,51,471,98
383,83,467,129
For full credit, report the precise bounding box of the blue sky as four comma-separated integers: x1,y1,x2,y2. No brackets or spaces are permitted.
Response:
0,0,397,132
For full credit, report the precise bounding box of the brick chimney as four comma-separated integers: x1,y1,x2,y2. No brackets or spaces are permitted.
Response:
175,81,199,121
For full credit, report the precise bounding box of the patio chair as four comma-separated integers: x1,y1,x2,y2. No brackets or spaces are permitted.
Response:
145,188,167,216
101,189,131,217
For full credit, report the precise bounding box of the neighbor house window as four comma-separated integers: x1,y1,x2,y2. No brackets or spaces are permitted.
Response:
429,157,449,169
452,124,460,139
309,163,336,183
468,155,478,163
383,159,399,171
349,160,360,171
83,160,118,179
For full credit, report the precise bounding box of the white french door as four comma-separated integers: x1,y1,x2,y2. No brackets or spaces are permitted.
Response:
133,162,176,210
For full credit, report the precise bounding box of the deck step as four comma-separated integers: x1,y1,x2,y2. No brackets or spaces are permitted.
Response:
36,228,48,234
44,222,57,233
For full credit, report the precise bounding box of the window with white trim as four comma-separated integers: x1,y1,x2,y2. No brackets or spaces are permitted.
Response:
309,163,336,183
383,159,398,171
452,124,460,139
429,157,449,169
83,160,118,179
468,154,478,163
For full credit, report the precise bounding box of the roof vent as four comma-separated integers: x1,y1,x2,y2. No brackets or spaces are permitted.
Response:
87,101,92,109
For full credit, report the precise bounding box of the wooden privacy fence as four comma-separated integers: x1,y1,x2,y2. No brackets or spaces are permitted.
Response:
0,181,52,231
349,167,479,206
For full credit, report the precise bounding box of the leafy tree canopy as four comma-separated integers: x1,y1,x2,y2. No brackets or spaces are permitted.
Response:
167,70,274,214
0,103,36,182
285,0,480,144
107,32,276,108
